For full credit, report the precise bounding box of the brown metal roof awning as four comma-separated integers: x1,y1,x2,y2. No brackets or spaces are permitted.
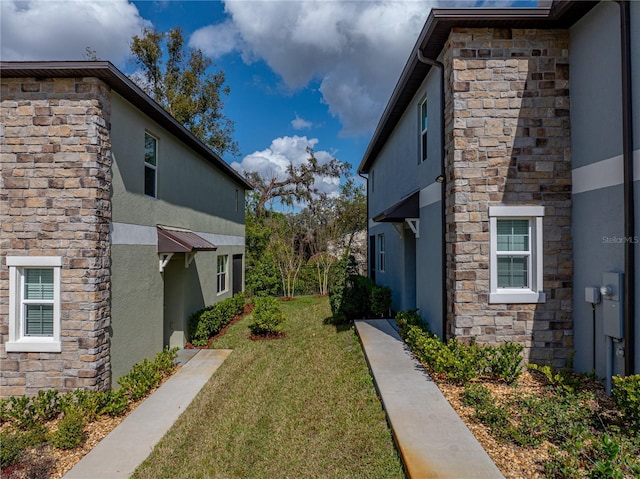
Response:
157,226,217,253
373,192,419,223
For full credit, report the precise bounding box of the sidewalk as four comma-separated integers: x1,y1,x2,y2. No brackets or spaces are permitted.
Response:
63,349,232,479
354,319,504,479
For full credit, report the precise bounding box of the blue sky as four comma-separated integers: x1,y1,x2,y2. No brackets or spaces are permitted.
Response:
1,0,535,201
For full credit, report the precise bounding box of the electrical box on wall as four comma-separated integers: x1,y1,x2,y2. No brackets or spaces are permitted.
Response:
602,272,624,339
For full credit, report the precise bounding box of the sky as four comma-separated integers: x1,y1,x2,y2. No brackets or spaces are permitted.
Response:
1,0,534,202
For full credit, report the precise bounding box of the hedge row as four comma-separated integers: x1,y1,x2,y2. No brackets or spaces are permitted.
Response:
188,293,246,346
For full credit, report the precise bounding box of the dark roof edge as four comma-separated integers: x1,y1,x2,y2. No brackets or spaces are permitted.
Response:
0,60,253,191
358,1,599,174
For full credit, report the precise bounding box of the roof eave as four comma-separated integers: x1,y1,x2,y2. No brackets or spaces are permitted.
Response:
0,60,253,191
358,1,599,174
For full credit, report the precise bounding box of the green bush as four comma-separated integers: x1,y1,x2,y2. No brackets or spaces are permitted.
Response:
249,296,285,335
118,358,162,400
328,272,392,323
0,431,29,468
396,309,427,336
189,294,247,346
4,395,37,430
50,410,85,450
612,374,640,428
486,342,524,385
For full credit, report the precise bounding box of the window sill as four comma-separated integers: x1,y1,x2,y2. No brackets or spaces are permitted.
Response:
489,291,546,304
5,340,62,353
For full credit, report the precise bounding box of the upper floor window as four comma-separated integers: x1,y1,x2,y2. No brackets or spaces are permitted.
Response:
420,98,428,163
5,256,62,353
489,206,545,304
144,132,158,198
377,234,385,272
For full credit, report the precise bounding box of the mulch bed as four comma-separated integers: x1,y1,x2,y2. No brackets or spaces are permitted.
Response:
248,331,287,341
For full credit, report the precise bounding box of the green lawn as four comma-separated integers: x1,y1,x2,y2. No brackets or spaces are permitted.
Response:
132,296,405,479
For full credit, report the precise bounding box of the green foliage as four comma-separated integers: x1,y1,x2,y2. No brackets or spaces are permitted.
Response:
395,309,427,336
486,342,524,385
50,410,85,450
118,358,162,401
612,374,640,428
189,294,247,346
527,363,581,392
130,27,238,156
249,296,286,335
0,430,28,468
4,395,37,430
328,273,392,323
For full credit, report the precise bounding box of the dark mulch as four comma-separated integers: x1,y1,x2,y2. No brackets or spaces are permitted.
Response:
248,332,288,341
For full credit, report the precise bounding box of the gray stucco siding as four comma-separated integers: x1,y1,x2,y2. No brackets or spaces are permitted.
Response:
416,201,443,337
569,1,623,169
109,93,245,234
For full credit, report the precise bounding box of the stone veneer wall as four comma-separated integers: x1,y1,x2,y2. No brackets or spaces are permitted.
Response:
0,77,112,396
443,28,573,366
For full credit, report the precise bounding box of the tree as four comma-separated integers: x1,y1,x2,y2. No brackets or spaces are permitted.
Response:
243,147,349,216
130,27,239,157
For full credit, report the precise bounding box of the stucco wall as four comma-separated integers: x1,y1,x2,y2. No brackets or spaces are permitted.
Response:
108,92,246,383
570,1,640,376
368,65,443,318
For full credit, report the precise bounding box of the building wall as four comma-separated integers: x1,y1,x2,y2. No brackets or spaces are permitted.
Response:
443,28,573,365
368,65,443,322
569,1,640,377
0,77,112,396
108,93,246,382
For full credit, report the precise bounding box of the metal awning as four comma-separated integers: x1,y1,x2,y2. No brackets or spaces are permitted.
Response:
157,226,217,253
157,226,217,272
373,192,419,223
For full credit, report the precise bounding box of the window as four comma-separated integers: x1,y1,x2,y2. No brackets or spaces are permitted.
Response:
6,256,62,352
217,255,228,294
144,132,158,198
489,206,545,304
420,98,428,163
377,234,385,272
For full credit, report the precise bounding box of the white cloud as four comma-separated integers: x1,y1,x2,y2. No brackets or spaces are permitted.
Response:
231,135,341,204
0,0,149,65
189,19,239,58
291,114,313,130
218,0,439,136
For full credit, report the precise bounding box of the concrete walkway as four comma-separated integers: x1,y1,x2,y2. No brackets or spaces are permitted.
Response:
63,349,232,479
354,319,504,479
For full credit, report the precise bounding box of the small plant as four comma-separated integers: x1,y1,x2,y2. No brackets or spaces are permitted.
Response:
611,374,640,428
486,342,524,385
249,296,286,335
396,309,427,336
526,363,580,392
118,358,162,400
4,395,37,430
154,346,179,376
50,410,85,450
0,431,28,468
100,389,129,417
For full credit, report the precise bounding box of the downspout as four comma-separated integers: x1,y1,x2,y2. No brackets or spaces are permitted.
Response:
417,50,447,338
618,0,635,375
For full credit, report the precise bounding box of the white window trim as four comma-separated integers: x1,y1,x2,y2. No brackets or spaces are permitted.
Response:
144,132,158,199
6,256,62,352
489,206,545,304
217,255,229,295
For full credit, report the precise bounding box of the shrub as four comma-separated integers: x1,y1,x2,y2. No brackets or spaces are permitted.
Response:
189,294,247,346
118,358,162,400
249,296,285,335
4,395,37,430
486,342,524,385
329,271,392,323
154,346,179,377
612,374,640,428
0,431,28,468
50,410,85,450
396,309,427,336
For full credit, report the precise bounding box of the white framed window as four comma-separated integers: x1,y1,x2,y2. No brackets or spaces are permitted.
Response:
377,234,385,272
144,132,158,198
420,97,428,163
489,206,545,304
217,255,228,294
6,256,62,353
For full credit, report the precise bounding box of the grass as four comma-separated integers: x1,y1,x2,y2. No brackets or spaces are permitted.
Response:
132,296,405,479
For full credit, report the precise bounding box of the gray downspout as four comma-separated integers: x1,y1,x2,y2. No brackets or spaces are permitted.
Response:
618,0,635,375
359,172,370,279
417,50,447,338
